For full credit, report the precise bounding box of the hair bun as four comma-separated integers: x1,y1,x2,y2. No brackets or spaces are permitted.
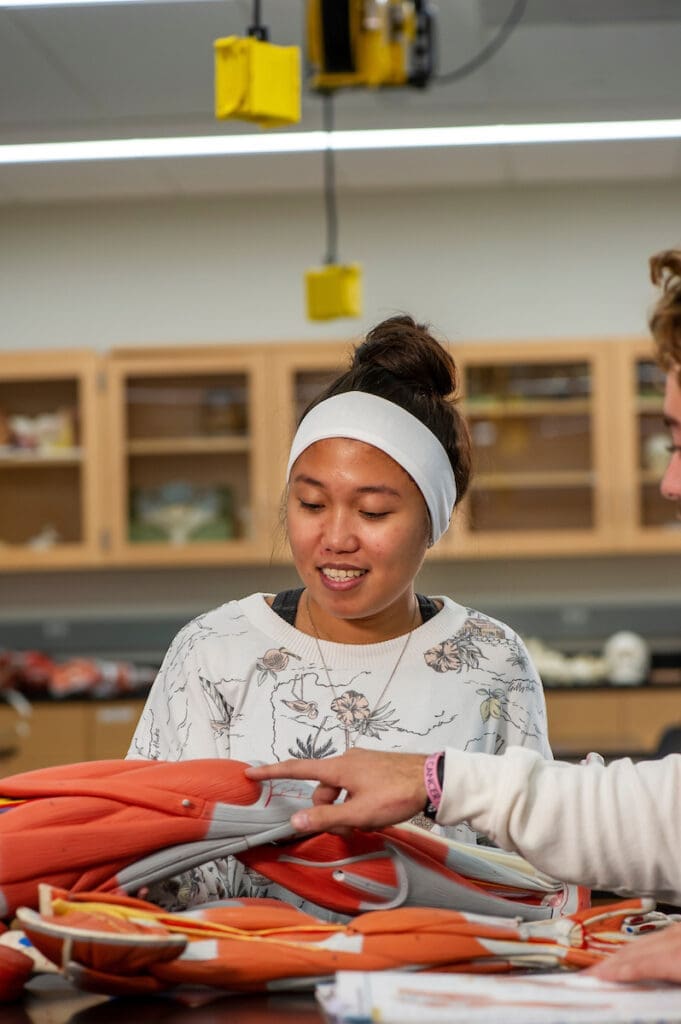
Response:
352,315,457,398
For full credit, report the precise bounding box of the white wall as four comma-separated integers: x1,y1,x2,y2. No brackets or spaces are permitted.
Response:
2,181,680,352
2,179,681,621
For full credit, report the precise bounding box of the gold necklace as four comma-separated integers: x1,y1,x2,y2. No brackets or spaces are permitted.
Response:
305,591,419,727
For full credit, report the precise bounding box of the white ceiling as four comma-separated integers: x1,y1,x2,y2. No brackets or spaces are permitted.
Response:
1,0,681,202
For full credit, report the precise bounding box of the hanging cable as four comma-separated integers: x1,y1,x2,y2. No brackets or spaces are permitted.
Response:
322,91,338,265
436,0,527,85
247,0,268,41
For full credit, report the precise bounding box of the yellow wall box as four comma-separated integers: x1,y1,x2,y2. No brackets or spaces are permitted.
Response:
305,263,363,320
214,36,301,127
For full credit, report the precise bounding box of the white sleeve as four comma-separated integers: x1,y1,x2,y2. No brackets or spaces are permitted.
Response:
126,622,227,761
438,746,681,905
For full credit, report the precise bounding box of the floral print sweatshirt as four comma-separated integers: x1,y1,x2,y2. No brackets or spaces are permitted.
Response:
127,593,551,911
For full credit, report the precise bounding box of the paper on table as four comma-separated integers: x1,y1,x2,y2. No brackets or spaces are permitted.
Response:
317,970,681,1024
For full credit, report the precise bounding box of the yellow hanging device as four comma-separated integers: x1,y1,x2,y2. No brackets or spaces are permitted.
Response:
307,0,434,92
305,263,363,320
214,29,300,128
214,36,300,127
305,93,362,322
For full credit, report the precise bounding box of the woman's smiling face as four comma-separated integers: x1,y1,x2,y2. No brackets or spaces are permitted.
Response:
286,437,431,640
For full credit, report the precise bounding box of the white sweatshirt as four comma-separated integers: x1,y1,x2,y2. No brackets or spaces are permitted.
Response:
439,746,681,905
127,593,551,910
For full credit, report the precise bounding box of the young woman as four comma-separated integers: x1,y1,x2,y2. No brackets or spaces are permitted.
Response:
128,315,551,910
250,254,681,980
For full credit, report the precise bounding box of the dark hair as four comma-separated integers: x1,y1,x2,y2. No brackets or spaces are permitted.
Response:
301,315,472,504
649,250,681,382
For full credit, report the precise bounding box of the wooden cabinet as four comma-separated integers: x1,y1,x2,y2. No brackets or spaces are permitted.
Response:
1,336,678,569
104,345,273,566
0,350,103,570
1,689,676,773
0,699,145,777
268,341,351,563
263,336,676,561
545,687,681,759
613,337,681,550
443,340,616,558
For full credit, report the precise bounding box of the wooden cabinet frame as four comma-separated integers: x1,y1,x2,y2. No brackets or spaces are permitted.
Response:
105,344,272,566
267,340,352,564
1,335,678,571
0,349,103,571
441,338,618,559
612,337,679,551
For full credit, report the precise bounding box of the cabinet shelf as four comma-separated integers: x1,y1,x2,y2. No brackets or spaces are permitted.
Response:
636,396,665,414
464,398,591,418
126,436,251,456
473,470,594,490
1,336,679,569
639,469,666,486
0,447,82,467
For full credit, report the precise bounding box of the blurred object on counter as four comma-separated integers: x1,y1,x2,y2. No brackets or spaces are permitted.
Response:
0,649,156,700
525,637,607,687
129,481,236,544
527,630,653,688
0,650,53,692
603,631,651,687
50,658,156,699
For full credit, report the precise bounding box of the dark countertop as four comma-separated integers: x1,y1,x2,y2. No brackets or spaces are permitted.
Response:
15,977,325,1024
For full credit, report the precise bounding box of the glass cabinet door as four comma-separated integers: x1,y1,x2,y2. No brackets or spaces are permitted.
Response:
622,352,681,548
635,357,673,530
107,350,269,564
0,351,101,569
268,344,349,562
293,367,342,425
447,343,611,557
612,340,681,551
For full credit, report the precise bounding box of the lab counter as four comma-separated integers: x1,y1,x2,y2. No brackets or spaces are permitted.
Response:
18,976,324,1024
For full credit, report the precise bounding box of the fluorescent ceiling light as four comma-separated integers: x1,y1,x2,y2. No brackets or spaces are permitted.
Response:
1,0,212,5
1,119,681,165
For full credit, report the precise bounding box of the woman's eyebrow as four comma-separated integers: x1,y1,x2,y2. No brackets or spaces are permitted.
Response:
291,476,401,498
355,485,401,497
291,473,325,487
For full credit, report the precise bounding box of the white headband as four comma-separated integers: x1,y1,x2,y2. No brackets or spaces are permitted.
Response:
286,391,457,544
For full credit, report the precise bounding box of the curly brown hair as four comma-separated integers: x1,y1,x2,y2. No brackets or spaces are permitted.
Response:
649,249,681,381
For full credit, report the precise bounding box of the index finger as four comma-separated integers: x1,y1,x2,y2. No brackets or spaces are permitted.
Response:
245,758,333,783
